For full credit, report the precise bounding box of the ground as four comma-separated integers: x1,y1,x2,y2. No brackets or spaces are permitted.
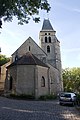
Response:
0,97,80,120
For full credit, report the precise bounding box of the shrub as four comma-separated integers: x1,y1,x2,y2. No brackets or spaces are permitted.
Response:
39,94,57,100
9,94,35,100
77,94,80,106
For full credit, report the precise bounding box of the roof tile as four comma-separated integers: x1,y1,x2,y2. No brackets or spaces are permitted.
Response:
8,52,49,68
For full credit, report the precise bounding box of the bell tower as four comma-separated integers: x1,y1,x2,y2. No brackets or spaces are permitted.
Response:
39,19,61,71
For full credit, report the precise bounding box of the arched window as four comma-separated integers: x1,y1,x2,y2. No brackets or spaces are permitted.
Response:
45,37,47,43
41,76,45,87
49,37,51,43
47,46,50,53
29,46,30,51
15,55,18,61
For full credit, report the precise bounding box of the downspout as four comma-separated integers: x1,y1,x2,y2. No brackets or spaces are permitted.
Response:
34,66,38,99
47,67,51,95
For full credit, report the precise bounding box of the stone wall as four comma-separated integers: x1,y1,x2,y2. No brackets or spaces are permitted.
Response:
47,64,63,95
36,66,50,97
1,61,11,91
6,64,50,98
16,65,35,95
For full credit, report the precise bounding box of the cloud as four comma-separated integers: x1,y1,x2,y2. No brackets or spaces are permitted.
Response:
72,8,80,13
54,2,80,14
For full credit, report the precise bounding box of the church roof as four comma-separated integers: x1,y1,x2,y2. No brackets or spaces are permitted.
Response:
41,19,54,31
8,52,49,68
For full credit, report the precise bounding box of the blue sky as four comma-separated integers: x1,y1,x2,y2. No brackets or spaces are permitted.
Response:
0,0,80,68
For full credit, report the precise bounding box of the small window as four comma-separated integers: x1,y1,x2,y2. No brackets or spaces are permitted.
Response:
47,46,50,53
9,76,13,90
41,76,45,87
45,33,47,35
29,46,30,51
48,33,50,35
45,37,47,43
49,37,51,43
15,55,18,61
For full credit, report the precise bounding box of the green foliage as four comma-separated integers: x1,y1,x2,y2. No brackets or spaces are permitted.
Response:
8,93,57,100
39,94,57,100
62,68,80,94
10,94,35,100
0,0,50,28
76,94,80,106
0,54,10,66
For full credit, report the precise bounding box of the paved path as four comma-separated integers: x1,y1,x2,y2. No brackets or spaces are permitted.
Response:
0,97,80,120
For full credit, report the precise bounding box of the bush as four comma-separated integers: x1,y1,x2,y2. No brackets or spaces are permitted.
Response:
77,94,80,106
9,94,57,100
39,94,57,100
9,94,35,100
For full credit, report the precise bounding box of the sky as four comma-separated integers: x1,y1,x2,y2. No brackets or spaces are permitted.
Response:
0,0,80,68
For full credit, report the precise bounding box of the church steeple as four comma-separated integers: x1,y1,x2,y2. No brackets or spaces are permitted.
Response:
41,19,55,32
39,19,61,69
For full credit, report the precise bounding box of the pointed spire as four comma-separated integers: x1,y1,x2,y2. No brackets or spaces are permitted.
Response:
41,19,55,31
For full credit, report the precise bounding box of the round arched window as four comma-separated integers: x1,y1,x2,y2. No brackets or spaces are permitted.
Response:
49,37,51,43
29,46,30,51
41,76,45,87
45,37,47,43
47,46,50,53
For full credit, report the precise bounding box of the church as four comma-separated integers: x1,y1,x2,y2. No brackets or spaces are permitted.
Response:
5,19,63,98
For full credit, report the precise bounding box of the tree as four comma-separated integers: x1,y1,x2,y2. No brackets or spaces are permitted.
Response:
62,68,73,92
0,0,50,28
62,68,80,94
0,54,10,66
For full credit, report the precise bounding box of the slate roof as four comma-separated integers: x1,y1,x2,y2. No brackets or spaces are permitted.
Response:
8,52,49,68
42,19,54,31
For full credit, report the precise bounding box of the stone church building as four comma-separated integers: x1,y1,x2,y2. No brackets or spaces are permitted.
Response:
5,19,63,98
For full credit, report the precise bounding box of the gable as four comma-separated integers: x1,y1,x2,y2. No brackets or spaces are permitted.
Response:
12,37,47,62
